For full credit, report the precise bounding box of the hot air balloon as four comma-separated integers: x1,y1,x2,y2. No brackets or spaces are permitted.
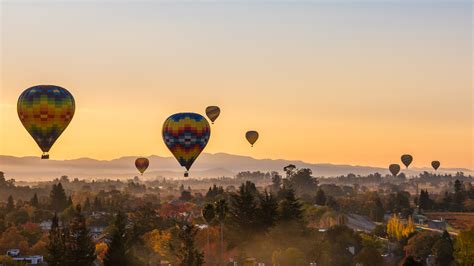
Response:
135,158,149,175
17,85,75,159
389,164,401,177
205,106,220,124
245,131,259,147
401,154,413,168
162,113,211,177
431,161,440,171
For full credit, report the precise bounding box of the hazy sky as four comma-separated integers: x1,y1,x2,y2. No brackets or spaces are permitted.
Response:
1,1,472,169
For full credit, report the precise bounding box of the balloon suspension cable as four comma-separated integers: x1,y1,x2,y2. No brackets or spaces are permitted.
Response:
41,153,49,160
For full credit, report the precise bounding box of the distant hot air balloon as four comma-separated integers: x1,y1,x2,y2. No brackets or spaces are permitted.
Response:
162,113,211,177
245,131,259,147
135,158,149,175
389,164,401,177
431,161,440,171
205,106,220,124
17,85,75,159
401,154,413,168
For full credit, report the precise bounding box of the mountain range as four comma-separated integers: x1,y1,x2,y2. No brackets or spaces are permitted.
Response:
0,153,471,181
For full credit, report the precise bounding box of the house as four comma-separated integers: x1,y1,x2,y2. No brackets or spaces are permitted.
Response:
12,255,44,265
6,250,44,265
6,249,20,257
428,219,446,230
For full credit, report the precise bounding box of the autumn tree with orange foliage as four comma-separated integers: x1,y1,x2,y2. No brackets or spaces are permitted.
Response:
386,214,415,241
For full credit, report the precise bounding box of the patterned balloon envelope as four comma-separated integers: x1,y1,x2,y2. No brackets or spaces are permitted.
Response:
135,157,150,175
205,106,220,124
389,164,401,177
401,154,413,168
162,113,211,176
431,161,440,171
17,85,75,159
245,131,259,147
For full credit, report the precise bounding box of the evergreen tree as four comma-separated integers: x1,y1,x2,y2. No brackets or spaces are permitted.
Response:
432,231,454,266
215,199,228,264
6,195,14,212
170,222,204,266
104,211,131,266
278,187,302,222
50,183,68,212
67,196,73,207
453,179,465,211
30,193,39,208
46,213,66,266
315,188,327,205
93,196,102,211
65,205,96,266
230,182,259,237
83,198,91,212
202,203,215,259
258,190,278,230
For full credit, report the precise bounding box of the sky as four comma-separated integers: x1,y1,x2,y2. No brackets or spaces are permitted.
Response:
0,1,472,169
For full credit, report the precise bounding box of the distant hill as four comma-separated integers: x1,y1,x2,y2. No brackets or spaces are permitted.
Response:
0,153,471,181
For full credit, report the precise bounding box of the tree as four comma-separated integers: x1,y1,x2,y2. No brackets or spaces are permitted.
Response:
453,179,465,211
46,213,66,266
6,195,14,212
258,190,278,230
352,246,383,266
215,199,228,264
179,190,193,201
30,193,39,208
104,211,131,266
272,247,306,266
229,182,259,238
50,183,68,212
170,222,204,266
432,231,454,266
65,205,96,266
278,187,302,222
418,190,433,211
285,167,318,197
83,198,91,212
404,231,439,261
401,256,422,266
202,203,215,258
315,188,326,206
454,228,474,266
271,172,282,193
0,255,14,266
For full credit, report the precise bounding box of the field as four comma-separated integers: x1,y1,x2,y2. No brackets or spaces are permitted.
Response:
424,212,474,231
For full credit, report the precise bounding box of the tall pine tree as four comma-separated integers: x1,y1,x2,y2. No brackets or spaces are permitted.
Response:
50,183,68,212
278,186,302,222
46,213,66,266
65,204,96,266
104,211,131,266
30,193,39,208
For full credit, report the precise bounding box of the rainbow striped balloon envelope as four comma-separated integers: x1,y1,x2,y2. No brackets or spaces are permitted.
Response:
162,113,211,175
17,85,75,159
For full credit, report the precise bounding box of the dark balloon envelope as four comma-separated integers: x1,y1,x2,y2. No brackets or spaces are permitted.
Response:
17,85,75,159
431,161,440,171
401,154,413,168
162,113,211,176
245,131,259,147
389,164,401,177
205,106,220,124
135,158,149,175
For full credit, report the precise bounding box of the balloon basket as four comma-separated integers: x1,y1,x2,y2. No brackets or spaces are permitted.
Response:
41,154,49,159
184,172,189,177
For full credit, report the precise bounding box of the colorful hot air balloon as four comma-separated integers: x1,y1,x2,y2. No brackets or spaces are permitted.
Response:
401,154,413,168
245,131,259,147
135,158,149,175
389,164,401,177
162,113,211,177
431,161,440,171
17,85,75,159
205,106,220,124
